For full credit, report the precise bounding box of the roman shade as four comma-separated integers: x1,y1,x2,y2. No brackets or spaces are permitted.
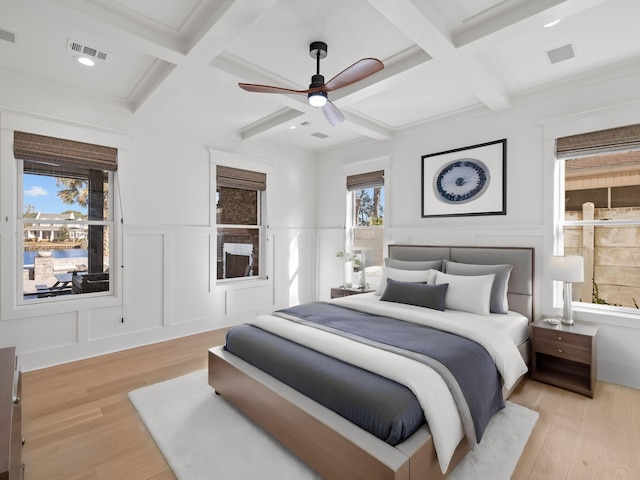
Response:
13,131,118,171
217,165,266,191
556,123,640,159
346,170,384,191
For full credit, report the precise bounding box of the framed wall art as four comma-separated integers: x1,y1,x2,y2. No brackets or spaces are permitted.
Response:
421,139,506,218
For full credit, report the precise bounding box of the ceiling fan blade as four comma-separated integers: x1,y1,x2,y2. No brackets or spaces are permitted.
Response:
323,58,384,92
238,83,315,95
322,100,345,125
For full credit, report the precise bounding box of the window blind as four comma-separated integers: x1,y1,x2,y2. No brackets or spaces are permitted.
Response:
216,165,266,191
346,170,384,191
13,131,118,171
556,123,640,159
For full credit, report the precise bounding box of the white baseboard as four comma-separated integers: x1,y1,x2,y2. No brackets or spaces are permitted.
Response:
598,359,640,390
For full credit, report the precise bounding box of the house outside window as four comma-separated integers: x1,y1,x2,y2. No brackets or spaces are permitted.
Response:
15,131,116,301
216,165,266,281
555,124,640,311
346,170,384,288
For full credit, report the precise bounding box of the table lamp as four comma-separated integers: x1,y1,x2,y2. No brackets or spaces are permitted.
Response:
550,255,584,325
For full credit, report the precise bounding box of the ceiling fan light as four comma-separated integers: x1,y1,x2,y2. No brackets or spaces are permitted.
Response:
308,91,327,107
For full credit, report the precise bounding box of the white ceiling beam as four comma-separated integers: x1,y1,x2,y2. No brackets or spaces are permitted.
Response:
329,45,431,107
341,111,393,141
51,0,187,64
212,51,395,141
366,0,511,112
237,94,393,142
211,52,307,91
240,108,306,141
455,0,609,53
53,0,279,115
134,0,278,115
454,0,566,49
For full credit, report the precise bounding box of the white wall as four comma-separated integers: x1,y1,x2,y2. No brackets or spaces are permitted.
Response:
316,69,640,389
2,62,640,389
0,105,317,371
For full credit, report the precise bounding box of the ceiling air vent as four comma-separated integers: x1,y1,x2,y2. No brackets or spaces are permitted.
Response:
67,38,110,61
0,29,15,44
311,132,329,139
546,44,575,64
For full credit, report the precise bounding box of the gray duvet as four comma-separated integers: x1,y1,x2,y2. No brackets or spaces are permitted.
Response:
225,301,504,447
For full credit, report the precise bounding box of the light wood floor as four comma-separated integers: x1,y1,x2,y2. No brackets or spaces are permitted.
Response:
20,329,640,480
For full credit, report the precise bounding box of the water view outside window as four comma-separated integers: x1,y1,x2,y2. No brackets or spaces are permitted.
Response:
562,151,640,309
21,167,112,300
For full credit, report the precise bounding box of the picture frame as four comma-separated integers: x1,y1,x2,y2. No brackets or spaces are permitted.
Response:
421,139,507,218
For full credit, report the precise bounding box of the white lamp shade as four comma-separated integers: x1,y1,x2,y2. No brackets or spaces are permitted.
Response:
550,255,584,282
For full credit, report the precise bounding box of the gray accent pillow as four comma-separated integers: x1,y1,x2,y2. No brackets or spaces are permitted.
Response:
443,260,513,314
385,258,443,271
380,278,448,311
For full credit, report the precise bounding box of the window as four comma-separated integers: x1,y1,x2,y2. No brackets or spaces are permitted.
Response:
346,170,384,287
555,124,640,310
15,131,116,301
216,165,266,281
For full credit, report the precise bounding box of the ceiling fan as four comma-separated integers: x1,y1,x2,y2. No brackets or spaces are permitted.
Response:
238,41,384,125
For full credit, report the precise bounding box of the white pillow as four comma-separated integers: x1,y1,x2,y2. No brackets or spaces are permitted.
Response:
375,266,437,295
443,260,513,314
434,271,495,316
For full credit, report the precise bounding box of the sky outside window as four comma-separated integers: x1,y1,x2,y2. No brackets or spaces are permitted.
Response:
23,173,87,215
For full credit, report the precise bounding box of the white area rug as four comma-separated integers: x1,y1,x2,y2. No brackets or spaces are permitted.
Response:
129,370,538,480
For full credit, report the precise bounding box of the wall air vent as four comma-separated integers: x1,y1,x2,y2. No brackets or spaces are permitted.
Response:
66,38,110,61
546,44,575,64
311,132,329,139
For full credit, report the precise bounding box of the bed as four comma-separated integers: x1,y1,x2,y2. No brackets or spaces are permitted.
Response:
208,245,534,479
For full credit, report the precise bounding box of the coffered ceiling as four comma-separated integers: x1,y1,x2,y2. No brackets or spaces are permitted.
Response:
1,0,639,150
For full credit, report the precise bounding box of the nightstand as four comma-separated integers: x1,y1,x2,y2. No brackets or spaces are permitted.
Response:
530,317,597,397
330,286,374,299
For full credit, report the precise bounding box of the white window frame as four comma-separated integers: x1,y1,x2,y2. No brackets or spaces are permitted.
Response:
17,161,116,305
545,102,640,319
209,150,273,288
342,157,390,289
348,187,385,247
554,153,640,315
216,188,264,282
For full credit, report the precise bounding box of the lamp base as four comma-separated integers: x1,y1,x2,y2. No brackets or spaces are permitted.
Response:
561,282,575,326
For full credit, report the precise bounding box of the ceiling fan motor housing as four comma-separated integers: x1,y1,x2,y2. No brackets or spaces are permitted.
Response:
239,39,381,123
308,41,327,105
309,74,325,89
308,74,327,106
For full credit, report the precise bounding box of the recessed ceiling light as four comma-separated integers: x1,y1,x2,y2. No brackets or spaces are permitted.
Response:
289,125,296,130
544,19,561,28
75,55,95,66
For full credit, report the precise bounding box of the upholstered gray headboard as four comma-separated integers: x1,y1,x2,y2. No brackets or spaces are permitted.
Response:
388,245,535,321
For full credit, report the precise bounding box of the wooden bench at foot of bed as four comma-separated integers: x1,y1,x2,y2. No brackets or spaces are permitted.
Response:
208,346,470,480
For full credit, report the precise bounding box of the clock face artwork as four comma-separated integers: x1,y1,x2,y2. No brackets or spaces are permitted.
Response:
433,158,490,204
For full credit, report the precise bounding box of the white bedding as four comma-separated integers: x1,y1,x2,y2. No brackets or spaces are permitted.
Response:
331,293,528,389
351,293,530,346
248,295,528,474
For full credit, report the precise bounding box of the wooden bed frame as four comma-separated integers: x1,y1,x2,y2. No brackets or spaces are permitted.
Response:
208,245,534,479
